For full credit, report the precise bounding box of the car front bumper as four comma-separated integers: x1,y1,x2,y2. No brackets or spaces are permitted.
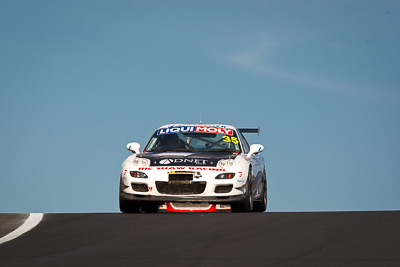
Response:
120,192,246,204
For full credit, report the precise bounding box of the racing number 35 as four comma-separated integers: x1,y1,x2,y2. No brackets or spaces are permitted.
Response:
222,136,239,144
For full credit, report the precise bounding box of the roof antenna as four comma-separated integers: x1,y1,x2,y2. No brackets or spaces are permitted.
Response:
200,113,202,124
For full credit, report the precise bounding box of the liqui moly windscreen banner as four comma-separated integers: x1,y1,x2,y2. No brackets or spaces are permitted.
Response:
157,126,233,136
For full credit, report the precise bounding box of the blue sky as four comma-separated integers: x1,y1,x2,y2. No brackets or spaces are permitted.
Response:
1,0,399,212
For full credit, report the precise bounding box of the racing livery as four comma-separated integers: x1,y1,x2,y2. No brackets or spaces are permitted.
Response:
119,124,267,213
158,202,231,212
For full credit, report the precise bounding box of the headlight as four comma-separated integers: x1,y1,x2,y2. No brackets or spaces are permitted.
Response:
217,159,235,168
215,173,235,179
132,158,150,167
227,159,234,167
218,160,226,167
130,171,148,178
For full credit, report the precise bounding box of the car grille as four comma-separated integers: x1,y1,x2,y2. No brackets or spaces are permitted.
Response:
155,172,206,195
169,173,193,182
156,182,206,195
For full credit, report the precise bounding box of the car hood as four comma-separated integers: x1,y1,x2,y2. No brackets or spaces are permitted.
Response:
138,151,238,167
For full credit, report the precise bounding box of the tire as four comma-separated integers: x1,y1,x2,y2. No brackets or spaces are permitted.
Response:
119,179,141,213
231,168,253,213
253,173,267,212
119,196,141,213
140,201,159,213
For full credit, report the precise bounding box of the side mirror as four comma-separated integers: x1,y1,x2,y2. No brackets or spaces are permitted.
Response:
247,144,264,158
126,142,141,154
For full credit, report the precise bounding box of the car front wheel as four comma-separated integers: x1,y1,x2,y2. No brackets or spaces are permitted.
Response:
253,174,267,212
231,168,253,212
119,197,141,213
119,180,141,213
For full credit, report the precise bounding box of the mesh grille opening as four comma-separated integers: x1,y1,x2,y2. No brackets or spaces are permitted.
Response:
215,185,233,193
156,182,206,195
169,173,193,182
131,183,149,192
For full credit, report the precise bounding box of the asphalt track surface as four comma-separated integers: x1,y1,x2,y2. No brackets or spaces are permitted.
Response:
1,211,400,267
0,214,29,240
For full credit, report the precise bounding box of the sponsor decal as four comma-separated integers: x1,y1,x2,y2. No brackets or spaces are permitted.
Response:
159,159,174,165
167,124,227,129
157,126,195,135
159,158,209,165
158,167,226,171
138,167,225,171
195,126,233,135
157,126,233,136
222,136,239,143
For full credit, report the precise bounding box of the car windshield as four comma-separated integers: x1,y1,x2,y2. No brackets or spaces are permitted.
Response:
144,129,242,153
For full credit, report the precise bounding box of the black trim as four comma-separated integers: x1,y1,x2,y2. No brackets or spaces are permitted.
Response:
238,128,260,135
120,192,245,204
138,151,237,167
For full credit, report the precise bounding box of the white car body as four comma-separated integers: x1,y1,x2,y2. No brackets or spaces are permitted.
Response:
119,124,267,213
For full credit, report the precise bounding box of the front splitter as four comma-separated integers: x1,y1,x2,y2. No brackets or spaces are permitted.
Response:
120,192,245,204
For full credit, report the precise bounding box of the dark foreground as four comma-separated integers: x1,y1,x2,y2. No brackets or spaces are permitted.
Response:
1,211,400,266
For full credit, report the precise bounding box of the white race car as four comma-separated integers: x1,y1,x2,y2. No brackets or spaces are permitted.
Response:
119,124,267,213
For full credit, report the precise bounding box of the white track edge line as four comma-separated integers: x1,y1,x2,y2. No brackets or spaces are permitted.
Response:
0,213,44,245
